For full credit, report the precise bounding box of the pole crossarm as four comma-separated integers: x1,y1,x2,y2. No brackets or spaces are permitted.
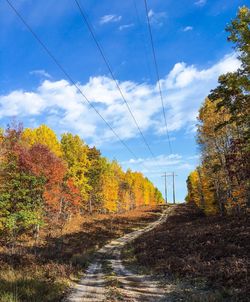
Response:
162,172,178,204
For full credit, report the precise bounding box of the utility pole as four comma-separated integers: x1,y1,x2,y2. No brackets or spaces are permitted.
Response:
161,172,168,204
163,172,178,204
172,171,177,204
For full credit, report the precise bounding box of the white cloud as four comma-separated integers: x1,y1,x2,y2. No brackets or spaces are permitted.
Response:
30,69,52,78
188,155,200,160
148,9,166,27
195,0,206,6
125,154,181,165
164,53,240,90
148,9,154,18
119,23,134,31
121,153,194,174
0,90,45,116
183,26,193,32
99,14,122,25
0,53,240,145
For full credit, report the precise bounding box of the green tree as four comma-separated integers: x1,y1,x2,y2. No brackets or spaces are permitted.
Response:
226,6,250,75
0,126,45,238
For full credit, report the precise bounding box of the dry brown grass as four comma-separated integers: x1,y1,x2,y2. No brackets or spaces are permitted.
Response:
126,204,250,301
0,206,163,302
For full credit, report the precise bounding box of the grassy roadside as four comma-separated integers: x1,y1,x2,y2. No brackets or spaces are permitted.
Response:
122,204,250,301
0,206,164,302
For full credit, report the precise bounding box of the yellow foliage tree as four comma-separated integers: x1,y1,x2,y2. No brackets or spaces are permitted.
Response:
22,125,62,157
100,160,119,213
61,133,90,208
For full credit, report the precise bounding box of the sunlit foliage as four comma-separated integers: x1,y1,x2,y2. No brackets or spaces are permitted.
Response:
0,124,163,239
186,6,250,214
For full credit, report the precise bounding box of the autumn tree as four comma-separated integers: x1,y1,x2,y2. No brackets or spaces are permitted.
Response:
86,147,106,213
186,167,217,214
61,133,90,210
20,144,68,222
208,6,250,210
0,125,45,239
154,187,164,205
132,172,145,208
100,160,120,213
186,6,250,213
0,122,163,242
22,124,62,157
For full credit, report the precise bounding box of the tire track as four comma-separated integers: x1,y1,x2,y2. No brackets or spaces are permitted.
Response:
65,207,171,302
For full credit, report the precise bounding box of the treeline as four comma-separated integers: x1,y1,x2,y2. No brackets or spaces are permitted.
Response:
0,123,163,239
186,7,250,214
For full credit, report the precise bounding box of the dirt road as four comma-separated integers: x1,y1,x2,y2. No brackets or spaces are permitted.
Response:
65,207,172,302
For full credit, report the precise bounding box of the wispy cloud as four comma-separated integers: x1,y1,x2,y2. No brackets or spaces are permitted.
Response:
195,0,207,6
148,9,154,18
121,154,194,175
183,26,193,32
124,154,181,166
148,9,166,27
119,23,134,31
188,155,200,160
99,14,122,25
0,53,240,146
30,69,51,78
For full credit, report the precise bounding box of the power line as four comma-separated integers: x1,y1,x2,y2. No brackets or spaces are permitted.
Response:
161,172,168,203
132,0,153,82
5,0,139,160
143,0,173,154
74,0,156,158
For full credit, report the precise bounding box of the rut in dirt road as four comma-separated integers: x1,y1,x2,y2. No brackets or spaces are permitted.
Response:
65,206,172,302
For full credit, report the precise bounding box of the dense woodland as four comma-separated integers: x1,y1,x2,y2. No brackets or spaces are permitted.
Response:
0,124,163,242
186,6,250,214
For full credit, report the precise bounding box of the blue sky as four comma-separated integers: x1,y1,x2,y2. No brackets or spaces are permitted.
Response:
0,0,246,201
